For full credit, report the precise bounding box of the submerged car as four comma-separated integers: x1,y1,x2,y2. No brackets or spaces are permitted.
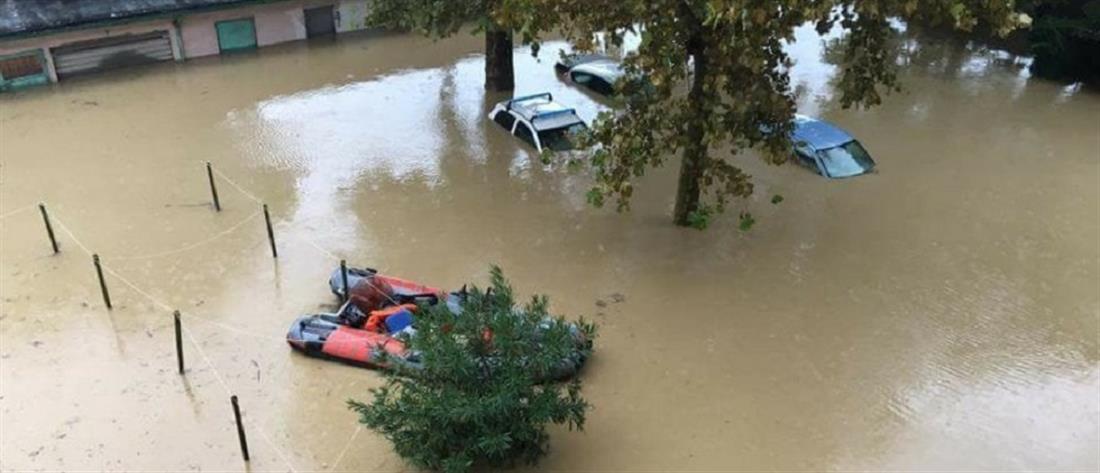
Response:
488,93,588,153
555,54,625,97
791,115,876,178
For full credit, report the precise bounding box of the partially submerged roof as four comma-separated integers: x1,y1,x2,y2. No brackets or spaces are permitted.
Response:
791,114,855,150
0,0,275,39
572,59,625,82
505,93,585,131
556,53,612,71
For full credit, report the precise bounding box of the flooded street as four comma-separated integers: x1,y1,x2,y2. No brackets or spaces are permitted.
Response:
1,26,1098,471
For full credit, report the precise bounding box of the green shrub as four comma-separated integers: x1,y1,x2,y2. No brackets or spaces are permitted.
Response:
348,267,595,473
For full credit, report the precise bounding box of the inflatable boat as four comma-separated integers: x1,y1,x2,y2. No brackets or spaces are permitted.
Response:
286,301,422,370
286,266,590,379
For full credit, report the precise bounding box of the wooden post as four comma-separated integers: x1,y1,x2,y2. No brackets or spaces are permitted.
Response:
340,259,349,302
263,204,277,258
231,395,250,461
38,204,59,254
173,310,184,374
206,162,221,212
93,254,112,310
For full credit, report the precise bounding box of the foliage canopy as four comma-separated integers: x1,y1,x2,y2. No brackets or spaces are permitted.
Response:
555,0,1023,227
349,267,595,473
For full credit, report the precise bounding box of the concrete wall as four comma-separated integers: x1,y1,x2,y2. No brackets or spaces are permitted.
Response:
336,0,371,33
178,2,336,58
0,19,181,82
0,0,368,88
0,20,179,57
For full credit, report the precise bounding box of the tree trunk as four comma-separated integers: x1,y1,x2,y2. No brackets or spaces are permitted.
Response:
484,26,515,91
672,38,708,226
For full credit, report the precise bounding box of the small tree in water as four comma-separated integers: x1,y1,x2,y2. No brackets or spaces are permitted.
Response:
348,267,595,473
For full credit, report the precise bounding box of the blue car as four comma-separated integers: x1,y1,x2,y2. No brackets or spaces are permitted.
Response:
791,115,876,178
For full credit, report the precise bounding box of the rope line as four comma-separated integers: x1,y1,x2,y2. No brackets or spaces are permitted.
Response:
184,317,300,473
31,170,381,469
0,204,36,220
48,210,301,473
330,425,363,470
297,235,404,309
181,324,234,395
185,313,288,344
102,265,174,312
54,210,394,349
50,212,94,256
299,234,341,261
250,417,300,473
208,164,264,204
113,210,263,261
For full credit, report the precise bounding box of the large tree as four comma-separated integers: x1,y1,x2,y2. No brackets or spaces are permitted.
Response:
368,0,559,91
559,1,1022,227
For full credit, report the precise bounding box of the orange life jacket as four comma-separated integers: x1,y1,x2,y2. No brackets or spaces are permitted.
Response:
364,304,418,332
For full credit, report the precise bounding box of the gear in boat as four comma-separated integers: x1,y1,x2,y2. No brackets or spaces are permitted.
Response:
287,266,590,379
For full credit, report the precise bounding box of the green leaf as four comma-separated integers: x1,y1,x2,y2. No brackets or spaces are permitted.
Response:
349,267,595,473
738,212,756,231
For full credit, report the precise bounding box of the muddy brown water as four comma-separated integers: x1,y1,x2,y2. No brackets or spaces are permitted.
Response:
1,26,1097,471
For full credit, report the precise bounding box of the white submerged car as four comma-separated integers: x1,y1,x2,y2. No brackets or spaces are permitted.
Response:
488,93,588,154
555,54,625,97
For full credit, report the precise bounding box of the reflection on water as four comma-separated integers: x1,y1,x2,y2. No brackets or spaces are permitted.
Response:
0,25,1097,471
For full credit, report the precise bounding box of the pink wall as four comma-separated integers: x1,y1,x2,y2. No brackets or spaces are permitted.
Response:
0,20,179,57
0,20,180,82
179,1,334,58
0,0,349,83
0,19,181,67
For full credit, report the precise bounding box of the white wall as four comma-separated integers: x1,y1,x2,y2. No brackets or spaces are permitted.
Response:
336,0,371,33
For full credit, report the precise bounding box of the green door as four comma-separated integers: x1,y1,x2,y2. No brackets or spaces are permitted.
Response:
215,18,257,53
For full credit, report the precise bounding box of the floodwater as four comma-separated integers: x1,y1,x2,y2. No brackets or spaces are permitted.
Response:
1,25,1097,472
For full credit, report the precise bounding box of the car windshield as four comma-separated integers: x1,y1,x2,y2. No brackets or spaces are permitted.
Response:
537,123,587,152
816,140,875,178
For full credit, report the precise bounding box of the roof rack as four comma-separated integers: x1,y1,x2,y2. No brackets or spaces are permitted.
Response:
532,109,578,121
506,92,552,110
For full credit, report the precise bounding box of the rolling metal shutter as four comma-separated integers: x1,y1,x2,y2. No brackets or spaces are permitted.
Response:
52,31,173,79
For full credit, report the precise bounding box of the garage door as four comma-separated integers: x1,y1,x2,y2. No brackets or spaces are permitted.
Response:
216,18,258,53
305,6,336,38
52,31,174,79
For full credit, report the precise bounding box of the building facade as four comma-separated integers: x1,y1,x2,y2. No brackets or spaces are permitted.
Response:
0,0,372,92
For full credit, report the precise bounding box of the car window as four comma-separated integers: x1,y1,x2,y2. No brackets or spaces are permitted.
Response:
817,140,875,178
589,77,615,96
537,123,587,152
493,111,516,131
793,146,819,172
514,122,538,149
571,72,593,84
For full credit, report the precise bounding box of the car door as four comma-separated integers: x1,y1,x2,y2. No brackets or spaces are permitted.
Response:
794,145,822,175
513,122,541,152
493,110,516,131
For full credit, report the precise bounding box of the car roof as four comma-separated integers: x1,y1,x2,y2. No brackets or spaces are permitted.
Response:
791,114,854,150
499,93,585,131
556,53,613,70
571,60,625,82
